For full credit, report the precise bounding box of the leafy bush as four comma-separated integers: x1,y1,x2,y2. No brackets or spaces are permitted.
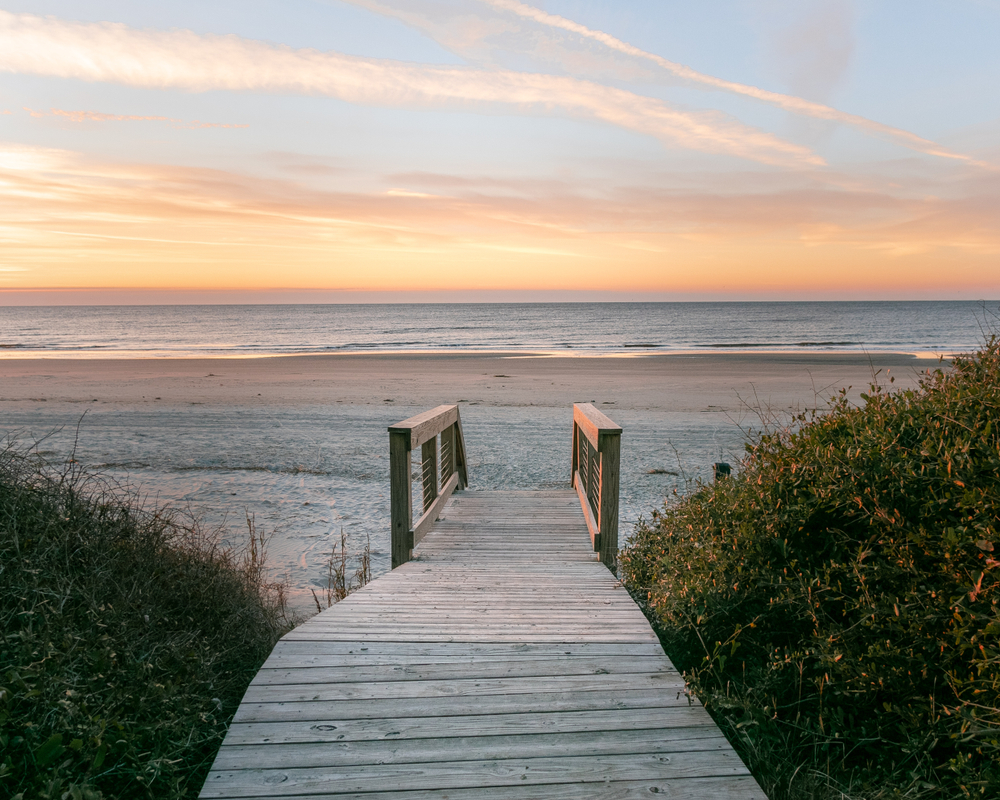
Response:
0,448,293,799
621,340,1000,799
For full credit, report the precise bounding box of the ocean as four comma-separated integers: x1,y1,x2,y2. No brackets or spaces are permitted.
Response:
0,300,992,358
0,301,994,612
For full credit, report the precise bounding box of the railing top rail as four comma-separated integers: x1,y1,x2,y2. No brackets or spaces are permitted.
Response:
389,404,459,450
573,403,622,448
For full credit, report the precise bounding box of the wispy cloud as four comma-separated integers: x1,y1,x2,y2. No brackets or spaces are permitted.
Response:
482,0,982,164
0,10,819,166
24,107,249,129
27,108,170,123
352,0,984,166
2,142,996,258
1,138,996,296
386,188,441,198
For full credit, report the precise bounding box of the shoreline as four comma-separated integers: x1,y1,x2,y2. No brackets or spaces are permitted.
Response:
0,347,958,361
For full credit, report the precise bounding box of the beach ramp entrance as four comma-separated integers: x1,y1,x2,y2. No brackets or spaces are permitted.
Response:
200,405,764,799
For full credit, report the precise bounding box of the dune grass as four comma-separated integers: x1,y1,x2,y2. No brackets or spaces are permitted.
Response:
620,339,1000,799
0,447,294,799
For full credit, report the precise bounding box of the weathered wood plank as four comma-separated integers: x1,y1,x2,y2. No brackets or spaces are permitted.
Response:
221,706,716,746
201,776,764,800
388,404,459,450
253,656,677,684
280,632,660,643
200,751,751,798
262,640,667,658
289,612,645,622
242,672,686,704
573,402,621,449
210,727,730,770
232,687,697,724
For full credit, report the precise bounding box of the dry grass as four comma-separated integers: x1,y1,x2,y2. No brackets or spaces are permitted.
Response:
0,445,295,799
312,529,372,612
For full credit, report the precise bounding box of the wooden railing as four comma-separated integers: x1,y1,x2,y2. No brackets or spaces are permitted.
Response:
571,403,622,569
389,405,468,568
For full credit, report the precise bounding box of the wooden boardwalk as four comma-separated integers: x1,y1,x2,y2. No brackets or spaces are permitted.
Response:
200,489,765,799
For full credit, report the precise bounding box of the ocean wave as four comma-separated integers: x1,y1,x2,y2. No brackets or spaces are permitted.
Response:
699,341,857,349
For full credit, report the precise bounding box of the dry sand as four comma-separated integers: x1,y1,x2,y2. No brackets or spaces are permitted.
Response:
0,351,937,414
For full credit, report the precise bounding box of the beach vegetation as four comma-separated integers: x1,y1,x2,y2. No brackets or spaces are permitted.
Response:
311,528,372,611
0,447,293,799
620,339,1000,798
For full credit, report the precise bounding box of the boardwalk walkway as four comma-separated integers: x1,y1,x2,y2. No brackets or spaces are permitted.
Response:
200,487,765,799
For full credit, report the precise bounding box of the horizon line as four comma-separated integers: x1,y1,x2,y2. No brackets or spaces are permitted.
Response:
2,288,999,306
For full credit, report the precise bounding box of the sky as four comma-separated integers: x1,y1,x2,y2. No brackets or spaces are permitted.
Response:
1,0,999,303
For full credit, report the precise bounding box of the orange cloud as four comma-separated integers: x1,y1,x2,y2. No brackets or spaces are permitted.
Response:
1,143,997,297
0,10,819,167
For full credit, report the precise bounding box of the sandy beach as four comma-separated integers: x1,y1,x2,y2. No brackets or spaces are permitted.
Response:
0,350,933,412
0,351,939,612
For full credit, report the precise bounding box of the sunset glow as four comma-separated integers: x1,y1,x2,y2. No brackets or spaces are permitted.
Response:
1,1,998,301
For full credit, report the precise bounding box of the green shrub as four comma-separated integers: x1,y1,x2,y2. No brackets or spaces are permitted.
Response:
621,340,1000,799
0,448,293,799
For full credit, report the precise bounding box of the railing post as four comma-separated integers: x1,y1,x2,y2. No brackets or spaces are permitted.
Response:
597,429,620,569
454,420,468,489
571,419,579,482
389,429,412,569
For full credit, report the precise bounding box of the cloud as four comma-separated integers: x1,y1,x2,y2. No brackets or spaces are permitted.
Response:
27,107,171,123
766,0,855,103
348,0,985,166
0,9,819,166
24,107,248,129
387,188,441,198
2,141,996,250
0,142,71,173
1,142,997,294
345,0,652,79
